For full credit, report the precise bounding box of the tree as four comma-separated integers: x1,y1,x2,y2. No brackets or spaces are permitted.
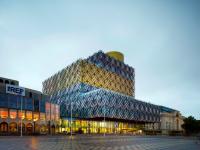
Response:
181,116,200,135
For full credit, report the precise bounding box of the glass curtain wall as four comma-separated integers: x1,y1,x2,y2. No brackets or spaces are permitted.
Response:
61,119,144,134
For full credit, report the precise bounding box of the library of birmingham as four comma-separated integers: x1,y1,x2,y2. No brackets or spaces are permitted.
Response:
0,51,184,135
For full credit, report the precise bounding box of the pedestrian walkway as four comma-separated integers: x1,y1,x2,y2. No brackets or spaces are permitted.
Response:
0,135,199,150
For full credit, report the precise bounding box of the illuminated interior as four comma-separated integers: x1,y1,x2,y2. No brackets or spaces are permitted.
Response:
40,124,47,133
26,111,32,120
0,108,8,118
55,105,60,121
9,122,17,132
61,119,143,134
40,113,46,121
9,109,17,119
51,104,55,120
45,102,51,121
18,110,25,119
33,112,39,121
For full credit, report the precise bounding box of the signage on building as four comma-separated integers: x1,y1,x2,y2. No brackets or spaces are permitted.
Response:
6,84,25,96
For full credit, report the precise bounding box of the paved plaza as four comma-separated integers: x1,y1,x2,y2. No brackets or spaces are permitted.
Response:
0,135,199,150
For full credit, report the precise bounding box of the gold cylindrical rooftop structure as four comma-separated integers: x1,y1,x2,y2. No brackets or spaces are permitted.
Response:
106,51,124,62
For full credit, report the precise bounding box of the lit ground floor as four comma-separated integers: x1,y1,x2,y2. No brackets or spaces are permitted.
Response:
60,118,183,135
0,119,154,135
0,107,60,135
0,119,60,135
61,118,155,134
0,118,183,135
0,135,199,150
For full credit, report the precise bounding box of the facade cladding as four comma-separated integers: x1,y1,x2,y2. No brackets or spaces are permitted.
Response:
0,77,60,135
43,51,160,125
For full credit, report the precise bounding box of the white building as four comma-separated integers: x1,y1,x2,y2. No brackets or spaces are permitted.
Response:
145,106,184,135
160,106,184,134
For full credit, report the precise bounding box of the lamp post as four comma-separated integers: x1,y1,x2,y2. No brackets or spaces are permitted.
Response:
103,99,106,136
20,96,23,137
33,120,36,134
70,101,73,138
49,120,51,135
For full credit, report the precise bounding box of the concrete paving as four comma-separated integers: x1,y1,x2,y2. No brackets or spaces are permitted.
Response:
0,135,199,150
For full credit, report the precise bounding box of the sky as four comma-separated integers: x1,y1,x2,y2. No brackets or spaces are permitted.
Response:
0,0,200,119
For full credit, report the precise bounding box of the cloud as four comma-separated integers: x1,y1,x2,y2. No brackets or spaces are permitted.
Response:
0,0,199,119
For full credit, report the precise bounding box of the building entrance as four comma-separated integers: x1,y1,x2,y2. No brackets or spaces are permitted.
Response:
0,122,8,132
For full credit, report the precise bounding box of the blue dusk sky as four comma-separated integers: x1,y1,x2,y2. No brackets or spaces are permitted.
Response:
0,0,200,119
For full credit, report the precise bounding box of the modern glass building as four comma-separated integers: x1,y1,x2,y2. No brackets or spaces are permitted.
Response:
43,51,160,134
0,77,60,135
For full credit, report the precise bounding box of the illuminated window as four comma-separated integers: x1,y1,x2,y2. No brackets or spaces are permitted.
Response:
33,112,39,121
55,105,60,121
18,110,25,119
9,122,17,132
9,109,17,119
45,102,51,121
40,113,46,121
26,111,32,120
51,104,55,120
0,108,8,118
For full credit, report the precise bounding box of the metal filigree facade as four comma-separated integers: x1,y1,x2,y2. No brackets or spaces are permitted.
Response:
43,51,160,123
81,61,134,96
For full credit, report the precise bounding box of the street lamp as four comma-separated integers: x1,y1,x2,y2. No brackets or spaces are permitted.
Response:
70,100,73,138
20,96,23,137
33,120,36,134
103,99,106,136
